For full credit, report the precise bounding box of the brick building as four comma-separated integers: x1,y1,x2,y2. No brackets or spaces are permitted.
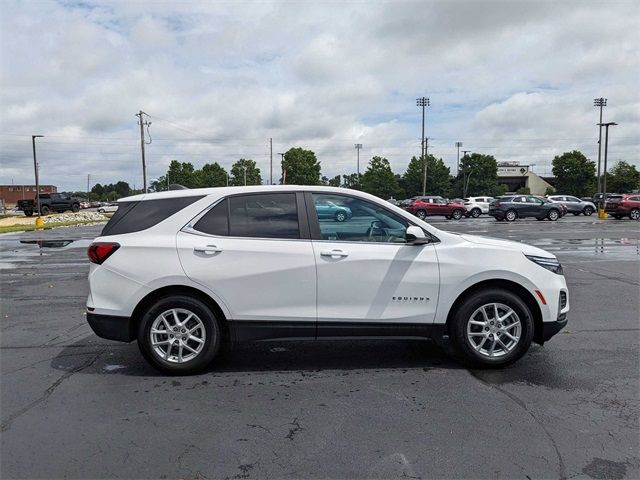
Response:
0,185,58,206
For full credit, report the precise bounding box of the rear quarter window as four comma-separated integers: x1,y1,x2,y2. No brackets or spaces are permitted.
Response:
101,196,204,236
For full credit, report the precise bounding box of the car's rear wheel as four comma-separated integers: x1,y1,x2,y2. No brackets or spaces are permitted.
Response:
452,209,463,220
137,295,221,375
470,208,481,218
583,206,594,216
547,209,559,221
630,208,640,221
505,209,517,222
416,209,427,220
335,211,347,222
449,289,534,368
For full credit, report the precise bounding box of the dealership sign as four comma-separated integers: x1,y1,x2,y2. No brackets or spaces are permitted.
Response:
497,165,529,176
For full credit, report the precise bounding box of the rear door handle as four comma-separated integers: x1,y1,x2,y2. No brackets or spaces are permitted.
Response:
194,245,222,255
320,249,349,258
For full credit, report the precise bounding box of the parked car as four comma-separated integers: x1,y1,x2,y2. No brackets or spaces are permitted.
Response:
489,195,564,222
593,192,620,206
314,199,352,222
605,194,640,220
547,195,596,216
97,203,119,213
463,196,494,218
80,202,90,209
16,193,81,216
404,196,466,220
86,186,569,374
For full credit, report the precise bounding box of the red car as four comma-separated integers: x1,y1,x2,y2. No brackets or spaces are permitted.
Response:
605,194,640,220
404,196,466,220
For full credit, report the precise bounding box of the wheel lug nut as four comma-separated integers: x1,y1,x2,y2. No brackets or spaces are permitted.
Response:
485,327,489,331
170,334,174,338
181,329,186,333
490,321,494,325
173,328,177,332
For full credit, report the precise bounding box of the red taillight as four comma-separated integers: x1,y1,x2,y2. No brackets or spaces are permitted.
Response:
88,242,120,265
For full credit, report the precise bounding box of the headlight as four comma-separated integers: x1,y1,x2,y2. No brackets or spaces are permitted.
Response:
525,255,563,275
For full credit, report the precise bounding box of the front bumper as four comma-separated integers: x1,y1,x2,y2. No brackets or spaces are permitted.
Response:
540,317,568,342
87,311,135,342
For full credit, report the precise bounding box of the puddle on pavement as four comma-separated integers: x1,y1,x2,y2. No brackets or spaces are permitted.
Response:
0,238,92,269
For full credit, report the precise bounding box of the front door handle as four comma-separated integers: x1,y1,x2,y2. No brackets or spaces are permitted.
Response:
194,245,222,255
320,249,349,258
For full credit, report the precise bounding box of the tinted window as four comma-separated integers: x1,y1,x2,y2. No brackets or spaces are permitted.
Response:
512,197,524,203
312,193,408,243
101,196,204,236
193,199,229,236
228,193,299,239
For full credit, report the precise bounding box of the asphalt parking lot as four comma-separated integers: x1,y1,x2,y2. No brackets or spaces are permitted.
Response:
1,216,638,479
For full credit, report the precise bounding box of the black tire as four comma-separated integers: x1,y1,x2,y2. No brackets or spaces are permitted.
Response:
470,208,481,218
613,215,623,220
449,288,534,368
505,209,517,222
416,209,427,220
452,209,463,220
334,210,347,222
24,210,33,217
98,208,105,214
630,208,640,221
547,209,559,221
40,205,50,215
72,203,80,213
583,206,594,216
137,295,221,375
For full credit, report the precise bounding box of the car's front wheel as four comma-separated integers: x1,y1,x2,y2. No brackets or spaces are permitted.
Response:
72,204,80,213
547,209,560,221
470,208,481,218
335,211,347,222
583,206,594,216
452,209,463,220
415,209,427,220
449,289,534,368
630,208,640,221
137,295,221,375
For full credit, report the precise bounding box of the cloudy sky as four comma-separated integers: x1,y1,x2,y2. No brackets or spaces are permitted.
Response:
1,0,638,191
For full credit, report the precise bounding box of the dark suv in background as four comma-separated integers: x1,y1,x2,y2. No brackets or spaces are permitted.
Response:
489,195,564,222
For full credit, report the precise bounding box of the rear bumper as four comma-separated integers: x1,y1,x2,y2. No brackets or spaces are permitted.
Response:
87,311,135,342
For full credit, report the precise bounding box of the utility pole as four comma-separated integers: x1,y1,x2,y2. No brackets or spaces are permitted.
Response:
354,144,362,184
135,111,151,193
242,166,247,186
598,121,617,217
278,153,285,185
32,135,44,218
87,174,90,202
423,137,430,195
594,98,607,197
455,142,463,176
269,138,273,185
416,97,430,196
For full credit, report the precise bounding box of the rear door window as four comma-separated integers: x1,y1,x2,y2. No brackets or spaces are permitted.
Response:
229,193,299,239
192,199,229,236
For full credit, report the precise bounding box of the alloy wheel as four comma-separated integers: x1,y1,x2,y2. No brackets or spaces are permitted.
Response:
630,209,640,220
506,210,516,221
466,303,521,358
336,212,346,222
548,210,559,221
416,210,427,220
150,308,206,363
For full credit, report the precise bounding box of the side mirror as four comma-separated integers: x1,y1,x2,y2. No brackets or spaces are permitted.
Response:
406,226,430,245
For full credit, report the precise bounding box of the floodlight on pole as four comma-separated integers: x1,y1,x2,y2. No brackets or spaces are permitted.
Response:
597,121,617,218
594,98,607,196
416,97,430,195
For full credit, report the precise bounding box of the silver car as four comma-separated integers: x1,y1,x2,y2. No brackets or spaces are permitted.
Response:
547,195,596,216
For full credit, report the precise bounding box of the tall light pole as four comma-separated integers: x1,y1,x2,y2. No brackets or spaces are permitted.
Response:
455,141,463,176
598,121,617,217
278,153,286,184
354,143,362,184
32,135,44,219
594,98,607,197
242,166,247,186
416,97,430,195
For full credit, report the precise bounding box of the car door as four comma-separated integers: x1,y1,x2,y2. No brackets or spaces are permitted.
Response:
177,192,317,327
511,196,526,215
306,192,440,331
565,196,581,213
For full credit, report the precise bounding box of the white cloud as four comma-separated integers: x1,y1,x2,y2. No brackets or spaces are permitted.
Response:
0,0,638,190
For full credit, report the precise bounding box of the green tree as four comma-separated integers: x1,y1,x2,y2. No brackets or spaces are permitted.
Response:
341,173,360,189
321,175,341,187
281,147,321,185
454,153,501,197
551,150,596,197
165,160,199,188
402,155,451,198
198,162,228,188
230,158,261,186
606,161,640,193
360,156,399,198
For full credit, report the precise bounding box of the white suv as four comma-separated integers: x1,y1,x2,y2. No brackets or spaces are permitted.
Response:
86,186,569,374
463,196,493,218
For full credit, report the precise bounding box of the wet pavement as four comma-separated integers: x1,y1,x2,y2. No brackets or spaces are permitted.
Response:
1,217,639,479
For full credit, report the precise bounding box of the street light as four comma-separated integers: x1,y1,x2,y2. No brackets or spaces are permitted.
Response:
416,97,430,195
241,166,248,186
594,98,607,194
354,144,362,184
597,121,617,217
455,142,463,176
31,135,44,226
